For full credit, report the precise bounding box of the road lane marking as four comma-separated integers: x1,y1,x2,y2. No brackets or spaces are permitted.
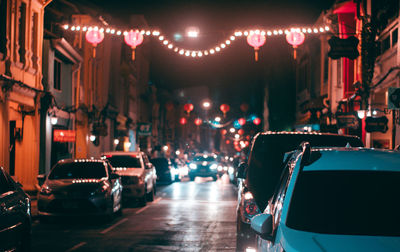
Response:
153,197,162,204
135,205,149,214
65,242,87,252
100,218,128,234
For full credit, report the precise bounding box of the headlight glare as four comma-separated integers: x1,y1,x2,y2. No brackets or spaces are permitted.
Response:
210,164,218,170
189,163,197,169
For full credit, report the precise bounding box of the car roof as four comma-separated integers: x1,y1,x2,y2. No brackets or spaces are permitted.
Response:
260,131,360,138
58,158,106,163
101,151,143,157
303,148,400,172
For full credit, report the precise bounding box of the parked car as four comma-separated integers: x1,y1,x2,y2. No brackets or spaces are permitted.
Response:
102,151,157,206
188,154,219,181
0,167,31,251
151,157,174,184
251,145,400,252
235,131,363,251
37,159,122,220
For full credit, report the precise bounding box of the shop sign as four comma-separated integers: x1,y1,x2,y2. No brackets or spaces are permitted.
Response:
137,123,152,136
336,112,359,129
365,116,388,133
53,130,76,142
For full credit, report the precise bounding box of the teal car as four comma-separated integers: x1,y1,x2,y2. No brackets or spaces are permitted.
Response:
251,145,400,252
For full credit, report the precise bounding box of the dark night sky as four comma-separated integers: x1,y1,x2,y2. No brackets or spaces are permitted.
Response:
83,0,335,130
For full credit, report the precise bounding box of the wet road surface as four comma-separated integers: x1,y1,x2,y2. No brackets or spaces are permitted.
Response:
31,175,238,252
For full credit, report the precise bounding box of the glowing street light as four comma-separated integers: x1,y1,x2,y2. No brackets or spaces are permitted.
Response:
186,27,199,38
202,101,211,109
229,128,235,133
215,116,221,122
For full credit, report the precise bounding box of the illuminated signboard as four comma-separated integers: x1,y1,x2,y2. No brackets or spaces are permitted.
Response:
53,130,76,142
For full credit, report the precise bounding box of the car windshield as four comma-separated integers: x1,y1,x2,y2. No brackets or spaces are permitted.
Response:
193,156,215,162
106,155,141,168
48,162,107,180
286,170,400,236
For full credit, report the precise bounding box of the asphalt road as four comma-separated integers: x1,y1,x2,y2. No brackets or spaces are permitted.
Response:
31,175,238,252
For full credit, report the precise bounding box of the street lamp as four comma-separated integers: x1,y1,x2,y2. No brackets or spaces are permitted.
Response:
229,128,235,133
186,27,199,38
202,101,211,109
215,116,221,122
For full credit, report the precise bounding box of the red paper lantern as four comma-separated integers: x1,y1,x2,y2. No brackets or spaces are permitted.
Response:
85,30,104,58
286,30,305,59
247,33,266,61
240,103,249,112
221,129,227,135
183,103,194,114
225,140,231,145
124,30,144,61
220,104,230,116
238,118,246,126
179,117,187,125
238,129,244,135
194,118,202,126
253,117,261,125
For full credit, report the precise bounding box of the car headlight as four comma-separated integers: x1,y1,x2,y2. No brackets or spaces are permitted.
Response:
40,185,52,196
189,163,197,169
210,164,218,170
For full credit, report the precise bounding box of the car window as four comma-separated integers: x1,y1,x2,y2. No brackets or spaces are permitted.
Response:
0,169,15,194
106,155,142,168
48,162,107,180
271,166,290,229
286,170,400,236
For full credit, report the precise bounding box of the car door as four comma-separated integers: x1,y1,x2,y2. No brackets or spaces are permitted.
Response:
106,163,122,206
142,154,156,189
0,168,26,250
259,157,294,252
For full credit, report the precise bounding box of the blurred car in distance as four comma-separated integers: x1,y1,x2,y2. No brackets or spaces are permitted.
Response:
151,157,174,184
252,145,400,252
37,159,122,220
102,151,157,206
0,167,31,251
188,154,219,181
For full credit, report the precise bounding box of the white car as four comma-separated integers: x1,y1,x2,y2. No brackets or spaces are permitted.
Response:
251,144,400,252
101,151,157,206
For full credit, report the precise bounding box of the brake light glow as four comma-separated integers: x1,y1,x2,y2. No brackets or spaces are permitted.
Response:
244,191,253,200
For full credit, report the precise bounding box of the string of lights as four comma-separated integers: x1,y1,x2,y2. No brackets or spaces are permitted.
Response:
62,24,330,59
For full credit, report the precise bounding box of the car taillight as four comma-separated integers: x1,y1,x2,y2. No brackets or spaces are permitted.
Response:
245,202,259,216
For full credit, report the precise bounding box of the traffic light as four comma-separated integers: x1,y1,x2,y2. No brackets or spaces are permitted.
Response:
388,87,400,109
328,36,359,60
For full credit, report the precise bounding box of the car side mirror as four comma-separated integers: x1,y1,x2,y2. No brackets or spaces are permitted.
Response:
237,162,247,179
37,174,46,186
251,213,273,240
110,173,120,180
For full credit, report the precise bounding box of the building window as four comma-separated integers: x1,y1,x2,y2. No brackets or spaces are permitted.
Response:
0,0,7,57
382,36,390,53
392,28,398,46
31,12,38,69
54,58,61,90
18,2,26,64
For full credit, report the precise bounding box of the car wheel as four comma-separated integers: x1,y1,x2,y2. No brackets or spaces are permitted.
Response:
175,175,180,182
189,175,195,181
138,193,147,207
146,188,154,202
212,175,218,181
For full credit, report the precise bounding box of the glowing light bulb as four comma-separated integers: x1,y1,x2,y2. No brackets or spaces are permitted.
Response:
179,50,184,55
215,47,220,52
210,49,215,54
146,30,151,35
267,31,272,36
152,31,160,36
221,44,226,48
71,26,76,31
63,24,69,30
159,36,164,40
226,40,231,44
273,30,278,35
325,26,330,31
168,44,173,49
230,36,235,40
163,40,168,45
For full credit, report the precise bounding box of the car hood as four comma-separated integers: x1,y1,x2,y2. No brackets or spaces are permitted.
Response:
113,168,143,177
280,226,400,252
45,179,103,192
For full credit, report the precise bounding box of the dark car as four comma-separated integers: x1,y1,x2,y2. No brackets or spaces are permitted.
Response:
235,131,363,251
188,154,219,181
37,159,122,220
151,157,174,184
0,167,31,252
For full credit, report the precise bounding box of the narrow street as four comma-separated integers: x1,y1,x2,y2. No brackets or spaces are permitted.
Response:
31,177,237,252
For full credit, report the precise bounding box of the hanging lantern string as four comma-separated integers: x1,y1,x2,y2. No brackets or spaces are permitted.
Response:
62,24,330,58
